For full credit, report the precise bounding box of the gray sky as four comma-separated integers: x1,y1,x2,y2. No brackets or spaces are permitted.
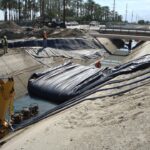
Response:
95,0,150,22
0,0,150,21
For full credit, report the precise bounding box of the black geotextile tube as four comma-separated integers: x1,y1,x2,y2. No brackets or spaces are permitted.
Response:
28,54,150,103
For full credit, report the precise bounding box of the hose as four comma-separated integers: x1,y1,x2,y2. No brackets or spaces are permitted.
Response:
96,74,150,91
101,68,150,86
83,80,150,101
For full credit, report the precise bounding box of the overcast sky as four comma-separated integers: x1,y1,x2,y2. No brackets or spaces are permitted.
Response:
95,0,150,22
0,0,150,21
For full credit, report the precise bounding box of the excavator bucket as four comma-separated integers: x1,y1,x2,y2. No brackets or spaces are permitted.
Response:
0,78,15,138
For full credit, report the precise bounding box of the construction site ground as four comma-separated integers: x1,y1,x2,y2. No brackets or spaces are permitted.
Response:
1,55,150,150
0,23,150,150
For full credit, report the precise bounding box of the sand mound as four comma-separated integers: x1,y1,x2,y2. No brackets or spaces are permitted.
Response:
0,21,24,39
28,27,55,38
0,29,26,39
41,26,51,31
0,22,85,39
125,41,150,62
0,21,22,30
51,28,85,37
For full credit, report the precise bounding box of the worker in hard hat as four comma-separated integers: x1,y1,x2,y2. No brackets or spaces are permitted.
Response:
43,31,48,48
1,36,8,54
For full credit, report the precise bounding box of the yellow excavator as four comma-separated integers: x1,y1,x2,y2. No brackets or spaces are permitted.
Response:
0,77,15,139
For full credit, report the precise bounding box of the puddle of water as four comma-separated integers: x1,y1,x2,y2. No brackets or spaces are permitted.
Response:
14,95,57,113
9,95,57,129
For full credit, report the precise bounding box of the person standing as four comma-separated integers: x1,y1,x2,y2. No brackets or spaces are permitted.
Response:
43,31,48,48
128,40,132,52
1,36,8,54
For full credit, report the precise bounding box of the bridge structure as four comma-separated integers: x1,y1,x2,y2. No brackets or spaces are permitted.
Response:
90,27,150,41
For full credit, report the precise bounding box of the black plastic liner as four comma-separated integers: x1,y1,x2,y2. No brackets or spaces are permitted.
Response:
28,55,150,103
0,38,100,50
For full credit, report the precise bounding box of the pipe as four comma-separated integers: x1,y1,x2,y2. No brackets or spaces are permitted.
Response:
83,80,150,101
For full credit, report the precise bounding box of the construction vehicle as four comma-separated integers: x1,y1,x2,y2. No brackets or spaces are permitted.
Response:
33,17,66,28
0,77,15,139
0,77,39,139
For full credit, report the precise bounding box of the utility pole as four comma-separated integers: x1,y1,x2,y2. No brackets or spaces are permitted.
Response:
63,0,66,27
41,0,45,18
18,0,21,22
136,14,138,23
125,4,128,22
113,0,116,21
131,11,133,23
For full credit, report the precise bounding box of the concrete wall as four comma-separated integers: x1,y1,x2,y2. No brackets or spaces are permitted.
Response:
96,38,125,54
0,49,44,99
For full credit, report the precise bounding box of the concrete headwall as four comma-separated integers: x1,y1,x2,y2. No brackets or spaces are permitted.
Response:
0,50,44,99
96,38,125,54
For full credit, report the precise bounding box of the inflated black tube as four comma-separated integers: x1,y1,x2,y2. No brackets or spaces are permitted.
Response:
28,64,103,103
28,55,150,103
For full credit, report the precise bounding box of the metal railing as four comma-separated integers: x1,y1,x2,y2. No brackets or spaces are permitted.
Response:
99,27,150,36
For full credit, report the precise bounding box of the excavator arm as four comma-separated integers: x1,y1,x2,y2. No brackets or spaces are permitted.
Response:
0,77,15,138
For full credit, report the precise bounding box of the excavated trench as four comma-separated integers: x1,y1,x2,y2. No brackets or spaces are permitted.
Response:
0,37,149,140
8,54,150,132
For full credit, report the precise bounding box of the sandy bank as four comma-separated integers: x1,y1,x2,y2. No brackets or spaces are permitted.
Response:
1,58,150,150
125,41,150,62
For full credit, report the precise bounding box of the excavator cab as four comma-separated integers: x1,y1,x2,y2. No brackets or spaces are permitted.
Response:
0,77,15,139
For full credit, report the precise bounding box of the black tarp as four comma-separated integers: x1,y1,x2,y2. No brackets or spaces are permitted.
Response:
28,55,150,103
0,38,101,50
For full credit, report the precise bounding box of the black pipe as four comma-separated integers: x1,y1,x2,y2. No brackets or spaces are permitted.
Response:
96,74,150,91
83,80,150,101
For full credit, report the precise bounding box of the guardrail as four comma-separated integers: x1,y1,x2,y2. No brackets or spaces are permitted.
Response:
99,27,150,36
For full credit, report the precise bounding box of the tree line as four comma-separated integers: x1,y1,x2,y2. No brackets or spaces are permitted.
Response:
0,0,122,23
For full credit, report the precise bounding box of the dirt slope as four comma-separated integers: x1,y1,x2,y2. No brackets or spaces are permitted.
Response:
125,41,150,62
1,57,150,150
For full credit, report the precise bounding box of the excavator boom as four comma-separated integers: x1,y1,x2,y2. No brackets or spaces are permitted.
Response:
0,78,15,138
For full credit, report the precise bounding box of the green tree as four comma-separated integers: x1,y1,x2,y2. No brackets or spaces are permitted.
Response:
0,0,122,23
